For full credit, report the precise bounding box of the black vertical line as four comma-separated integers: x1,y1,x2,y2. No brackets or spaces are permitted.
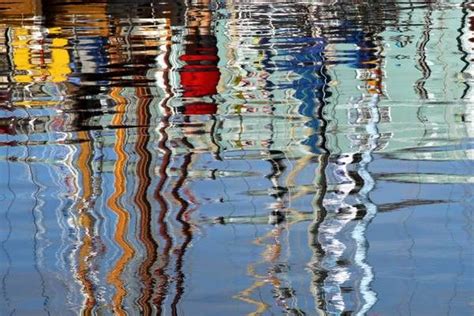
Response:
308,21,332,314
414,7,433,99
457,2,470,99
170,150,193,316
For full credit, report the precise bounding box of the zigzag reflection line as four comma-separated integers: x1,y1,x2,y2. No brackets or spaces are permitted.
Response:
352,94,380,316
106,87,135,315
152,101,173,313
134,88,157,315
170,151,194,316
75,130,98,314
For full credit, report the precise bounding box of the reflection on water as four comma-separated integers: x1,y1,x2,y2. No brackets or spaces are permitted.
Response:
0,0,472,315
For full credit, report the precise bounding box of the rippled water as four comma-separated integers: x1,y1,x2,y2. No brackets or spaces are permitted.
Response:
0,0,473,315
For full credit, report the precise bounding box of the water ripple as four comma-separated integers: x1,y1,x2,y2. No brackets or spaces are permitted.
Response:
0,1,472,315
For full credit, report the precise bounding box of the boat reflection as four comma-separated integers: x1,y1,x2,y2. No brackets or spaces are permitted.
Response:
0,0,472,315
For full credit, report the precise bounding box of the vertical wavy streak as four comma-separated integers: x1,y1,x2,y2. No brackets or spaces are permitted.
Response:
286,155,313,201
134,88,157,315
308,153,329,316
457,2,471,99
353,94,380,315
308,36,331,315
106,87,135,315
151,20,175,308
414,7,433,99
170,150,193,316
14,83,52,315
233,227,281,316
75,130,97,315
153,95,173,314
62,134,83,310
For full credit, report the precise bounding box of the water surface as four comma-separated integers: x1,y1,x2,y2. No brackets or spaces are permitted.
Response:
0,0,473,315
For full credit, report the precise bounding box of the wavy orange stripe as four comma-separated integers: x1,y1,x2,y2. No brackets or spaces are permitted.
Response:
106,87,135,315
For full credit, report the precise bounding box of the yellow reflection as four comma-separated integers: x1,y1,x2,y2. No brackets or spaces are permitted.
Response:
11,26,71,84
14,100,62,107
233,228,282,316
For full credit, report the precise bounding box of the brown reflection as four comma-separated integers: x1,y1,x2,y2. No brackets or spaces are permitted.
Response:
135,86,157,314
152,117,173,313
42,0,110,37
0,0,41,17
150,2,210,313
75,131,99,314
152,13,173,313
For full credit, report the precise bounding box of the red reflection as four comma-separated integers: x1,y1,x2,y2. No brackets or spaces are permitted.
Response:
179,1,220,115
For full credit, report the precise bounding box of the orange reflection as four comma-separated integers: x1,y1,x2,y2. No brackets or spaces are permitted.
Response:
75,131,97,314
106,87,135,315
